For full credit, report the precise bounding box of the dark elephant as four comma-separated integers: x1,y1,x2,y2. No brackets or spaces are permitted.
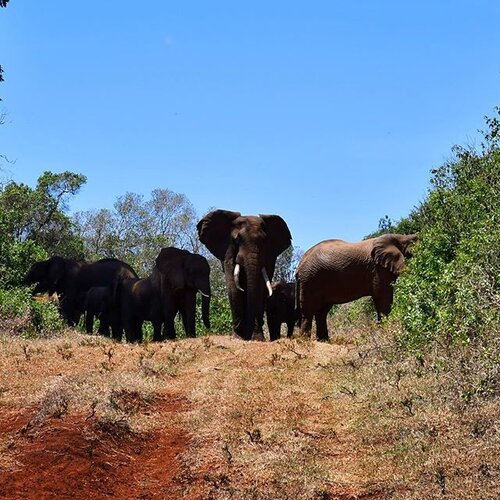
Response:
117,247,211,342
81,286,114,336
155,247,211,340
197,209,292,341
114,274,163,342
24,256,138,337
266,281,297,341
296,233,418,340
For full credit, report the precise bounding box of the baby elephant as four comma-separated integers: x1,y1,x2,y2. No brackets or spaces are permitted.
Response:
82,286,114,336
266,281,297,341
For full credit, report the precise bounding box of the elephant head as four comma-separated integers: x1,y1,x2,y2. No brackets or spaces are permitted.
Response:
371,234,418,275
155,247,211,328
24,256,69,296
197,209,292,340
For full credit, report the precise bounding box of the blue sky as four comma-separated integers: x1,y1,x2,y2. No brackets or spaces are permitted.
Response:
1,1,499,251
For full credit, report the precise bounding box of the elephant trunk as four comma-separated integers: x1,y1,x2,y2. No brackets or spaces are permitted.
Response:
243,254,264,340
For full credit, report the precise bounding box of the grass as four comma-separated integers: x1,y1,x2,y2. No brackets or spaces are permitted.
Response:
0,321,498,498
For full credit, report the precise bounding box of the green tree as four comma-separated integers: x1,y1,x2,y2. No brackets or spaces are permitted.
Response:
0,171,86,287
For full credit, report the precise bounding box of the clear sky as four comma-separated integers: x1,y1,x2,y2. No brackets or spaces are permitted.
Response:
1,1,499,252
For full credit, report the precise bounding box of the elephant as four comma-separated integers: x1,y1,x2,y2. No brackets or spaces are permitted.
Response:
266,281,297,341
197,209,292,341
296,233,418,340
116,247,211,342
81,286,114,336
24,256,138,337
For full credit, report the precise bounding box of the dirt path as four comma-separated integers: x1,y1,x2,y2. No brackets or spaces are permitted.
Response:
0,395,188,499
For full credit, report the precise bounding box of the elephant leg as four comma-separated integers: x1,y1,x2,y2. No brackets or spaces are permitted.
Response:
286,320,295,338
315,304,331,342
98,314,111,337
125,319,142,343
252,311,265,342
372,289,393,321
228,289,245,339
152,320,162,342
181,291,196,338
85,311,94,334
164,306,178,340
300,315,313,338
267,315,280,341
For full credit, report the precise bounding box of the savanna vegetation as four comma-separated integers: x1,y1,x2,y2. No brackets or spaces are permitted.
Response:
1,102,498,497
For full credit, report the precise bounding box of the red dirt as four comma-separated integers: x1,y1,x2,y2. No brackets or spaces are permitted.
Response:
0,397,189,499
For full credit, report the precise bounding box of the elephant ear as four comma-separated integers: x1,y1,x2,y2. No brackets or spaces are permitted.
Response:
196,209,241,261
260,214,292,257
371,237,405,275
47,256,67,293
155,247,187,290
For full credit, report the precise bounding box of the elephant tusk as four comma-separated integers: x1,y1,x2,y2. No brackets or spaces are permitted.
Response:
234,264,244,292
262,268,273,296
199,291,210,298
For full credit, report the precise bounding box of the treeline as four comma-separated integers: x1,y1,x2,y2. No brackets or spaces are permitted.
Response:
0,170,301,334
1,110,499,353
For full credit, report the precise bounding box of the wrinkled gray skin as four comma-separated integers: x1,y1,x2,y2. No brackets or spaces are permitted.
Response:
116,247,211,342
24,257,138,338
296,233,418,341
266,282,297,341
82,286,114,336
197,210,292,341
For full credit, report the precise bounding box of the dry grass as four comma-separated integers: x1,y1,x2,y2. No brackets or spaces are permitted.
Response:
0,324,498,499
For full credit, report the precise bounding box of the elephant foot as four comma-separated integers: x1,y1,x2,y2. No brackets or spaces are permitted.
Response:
251,332,265,342
231,332,246,341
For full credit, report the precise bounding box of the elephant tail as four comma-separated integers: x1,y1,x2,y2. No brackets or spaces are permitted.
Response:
295,276,301,326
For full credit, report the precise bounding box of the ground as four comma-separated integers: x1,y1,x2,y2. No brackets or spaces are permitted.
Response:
0,329,498,499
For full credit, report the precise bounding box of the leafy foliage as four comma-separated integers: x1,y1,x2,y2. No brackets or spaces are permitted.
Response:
74,188,199,276
391,109,500,350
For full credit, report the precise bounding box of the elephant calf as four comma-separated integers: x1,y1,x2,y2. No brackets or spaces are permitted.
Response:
296,233,418,341
265,281,297,341
81,286,114,336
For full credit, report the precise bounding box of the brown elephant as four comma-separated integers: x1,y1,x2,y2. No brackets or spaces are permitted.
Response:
197,209,292,341
266,281,297,341
296,233,418,340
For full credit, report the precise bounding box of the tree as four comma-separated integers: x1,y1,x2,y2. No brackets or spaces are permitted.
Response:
273,245,304,283
0,171,86,287
74,187,199,276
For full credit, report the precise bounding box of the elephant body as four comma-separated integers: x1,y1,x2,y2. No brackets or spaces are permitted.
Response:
25,257,138,337
296,234,417,340
155,248,211,340
266,281,296,341
115,274,163,342
116,248,211,342
197,209,292,341
82,286,114,336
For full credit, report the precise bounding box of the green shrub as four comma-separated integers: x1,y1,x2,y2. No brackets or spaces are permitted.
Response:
0,287,65,336
392,110,500,351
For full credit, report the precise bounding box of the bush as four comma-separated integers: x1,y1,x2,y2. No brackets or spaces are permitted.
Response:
0,287,65,336
392,110,500,351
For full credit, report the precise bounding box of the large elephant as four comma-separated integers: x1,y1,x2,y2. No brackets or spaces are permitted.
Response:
266,281,297,341
116,247,211,342
197,209,292,341
296,233,418,340
24,256,138,337
81,286,114,336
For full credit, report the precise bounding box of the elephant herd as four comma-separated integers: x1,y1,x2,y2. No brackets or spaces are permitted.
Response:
24,208,418,342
